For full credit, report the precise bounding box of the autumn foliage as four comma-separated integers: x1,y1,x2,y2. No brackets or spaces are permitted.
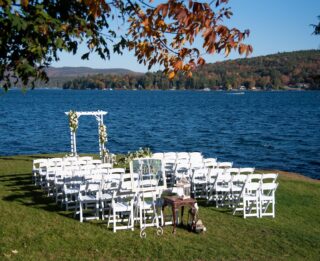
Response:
0,0,252,89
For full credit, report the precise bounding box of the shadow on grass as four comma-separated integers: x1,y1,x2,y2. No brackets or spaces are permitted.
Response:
196,198,243,218
0,171,238,229
0,172,74,219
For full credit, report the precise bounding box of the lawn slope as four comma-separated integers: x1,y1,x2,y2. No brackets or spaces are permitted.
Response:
0,155,319,260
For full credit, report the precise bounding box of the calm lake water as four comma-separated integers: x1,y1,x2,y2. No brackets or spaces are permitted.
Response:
0,89,319,179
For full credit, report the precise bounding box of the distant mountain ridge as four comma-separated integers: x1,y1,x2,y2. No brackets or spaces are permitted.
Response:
61,49,320,90
34,49,320,89
46,66,140,78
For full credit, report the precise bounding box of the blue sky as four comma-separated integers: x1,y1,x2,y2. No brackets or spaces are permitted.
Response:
52,0,320,72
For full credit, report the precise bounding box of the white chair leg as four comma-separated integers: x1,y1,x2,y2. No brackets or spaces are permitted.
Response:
131,206,134,231
113,209,116,233
79,203,83,223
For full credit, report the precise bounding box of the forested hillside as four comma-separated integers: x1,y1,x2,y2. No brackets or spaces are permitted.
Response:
61,50,319,90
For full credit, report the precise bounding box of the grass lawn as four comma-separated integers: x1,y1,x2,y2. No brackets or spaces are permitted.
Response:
0,155,319,260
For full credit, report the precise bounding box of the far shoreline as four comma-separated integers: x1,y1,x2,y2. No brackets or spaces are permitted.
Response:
6,87,319,92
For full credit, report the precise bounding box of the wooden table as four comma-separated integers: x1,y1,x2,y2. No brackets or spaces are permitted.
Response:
162,196,197,234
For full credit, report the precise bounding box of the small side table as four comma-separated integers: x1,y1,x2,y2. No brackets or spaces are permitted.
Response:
162,196,197,234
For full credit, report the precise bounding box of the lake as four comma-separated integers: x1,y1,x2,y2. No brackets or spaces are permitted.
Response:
0,89,319,179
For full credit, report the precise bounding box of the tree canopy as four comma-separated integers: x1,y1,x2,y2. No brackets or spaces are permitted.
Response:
0,0,252,90
311,16,320,35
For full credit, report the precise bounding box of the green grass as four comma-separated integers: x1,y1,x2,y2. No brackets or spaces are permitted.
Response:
0,155,319,260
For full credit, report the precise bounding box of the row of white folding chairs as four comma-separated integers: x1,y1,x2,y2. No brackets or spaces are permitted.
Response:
174,161,234,187
191,164,239,198
33,156,105,185
33,156,95,172
207,170,256,205
206,172,278,218
39,165,104,196
232,173,279,218
152,152,203,161
160,155,218,187
41,167,123,209
38,161,112,190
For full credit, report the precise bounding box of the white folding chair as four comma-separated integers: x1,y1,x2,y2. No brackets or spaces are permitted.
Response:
191,167,208,199
243,182,260,218
231,174,248,213
32,159,48,185
100,177,120,220
207,170,232,207
260,180,278,218
107,190,135,233
63,176,84,210
76,182,100,222
163,158,176,188
135,180,163,238
174,162,190,183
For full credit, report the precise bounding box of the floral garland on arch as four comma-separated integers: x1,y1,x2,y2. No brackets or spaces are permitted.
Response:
68,110,78,133
99,123,107,145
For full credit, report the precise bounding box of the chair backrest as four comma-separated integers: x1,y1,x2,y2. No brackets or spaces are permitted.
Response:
175,162,190,176
63,157,78,164
232,174,248,183
203,158,217,168
120,173,134,191
110,168,125,175
244,181,260,192
217,161,233,169
86,182,100,192
226,168,240,175
102,175,120,192
192,168,208,180
238,167,255,174
189,152,202,159
248,174,262,183
151,152,164,159
91,159,102,165
64,165,80,172
33,159,48,169
163,152,177,159
208,168,224,180
106,168,125,183
176,152,190,161
48,158,63,164
260,182,278,195
97,163,113,169
163,158,176,167
176,158,189,165
80,164,95,171
262,173,278,183
215,172,232,183
79,156,93,162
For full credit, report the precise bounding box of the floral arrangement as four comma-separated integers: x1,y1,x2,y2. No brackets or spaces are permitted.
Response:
68,110,78,133
99,123,107,144
125,147,152,164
